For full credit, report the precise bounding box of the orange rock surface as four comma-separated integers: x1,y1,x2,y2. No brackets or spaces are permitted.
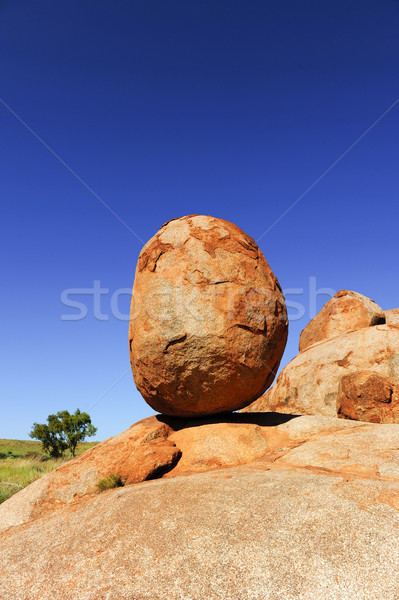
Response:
129,215,288,416
385,308,399,328
337,370,399,423
299,290,385,352
244,325,399,423
2,414,399,599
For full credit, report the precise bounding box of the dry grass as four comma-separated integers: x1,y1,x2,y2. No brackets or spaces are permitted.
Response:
0,456,67,503
0,438,99,504
96,473,124,492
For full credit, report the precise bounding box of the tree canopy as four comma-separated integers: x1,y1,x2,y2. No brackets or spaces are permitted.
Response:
30,409,97,457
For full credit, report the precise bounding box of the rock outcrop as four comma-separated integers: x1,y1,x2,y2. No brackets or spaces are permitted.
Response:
337,370,399,423
0,412,297,531
2,414,399,599
243,324,399,422
129,215,288,416
385,308,399,328
299,290,385,352
244,290,399,424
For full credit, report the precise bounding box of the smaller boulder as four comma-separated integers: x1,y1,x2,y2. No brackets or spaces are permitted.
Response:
242,324,399,423
385,309,399,329
168,421,268,473
299,290,385,352
337,370,399,423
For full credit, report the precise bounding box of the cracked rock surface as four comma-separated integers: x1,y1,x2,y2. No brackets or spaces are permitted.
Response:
129,215,288,416
244,325,399,420
2,413,399,599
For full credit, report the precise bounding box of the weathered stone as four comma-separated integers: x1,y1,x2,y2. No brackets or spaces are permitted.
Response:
2,415,399,599
129,215,288,416
385,308,399,328
243,325,399,421
0,416,180,530
0,413,353,533
299,290,385,352
277,420,399,479
168,421,268,473
337,370,399,423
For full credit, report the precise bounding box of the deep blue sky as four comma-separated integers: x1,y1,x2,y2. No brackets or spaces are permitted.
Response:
1,0,398,440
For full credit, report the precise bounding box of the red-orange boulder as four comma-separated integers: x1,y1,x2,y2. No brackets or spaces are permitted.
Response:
243,324,399,423
337,370,399,423
299,289,385,352
129,215,288,416
385,309,399,328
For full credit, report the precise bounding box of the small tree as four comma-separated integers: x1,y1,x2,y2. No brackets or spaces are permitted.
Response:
30,409,97,457
29,418,68,458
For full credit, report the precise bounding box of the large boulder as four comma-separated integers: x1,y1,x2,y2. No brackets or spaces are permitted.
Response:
243,325,399,421
299,290,385,352
2,415,399,599
129,215,288,416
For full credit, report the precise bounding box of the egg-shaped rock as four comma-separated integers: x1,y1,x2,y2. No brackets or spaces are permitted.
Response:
129,215,288,416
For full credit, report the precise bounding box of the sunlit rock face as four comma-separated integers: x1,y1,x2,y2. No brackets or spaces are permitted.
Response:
129,215,288,416
299,289,385,353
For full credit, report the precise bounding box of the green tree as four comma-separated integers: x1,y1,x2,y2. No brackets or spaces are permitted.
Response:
30,409,97,457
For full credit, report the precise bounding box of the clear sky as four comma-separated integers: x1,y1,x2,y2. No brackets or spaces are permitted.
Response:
1,0,398,440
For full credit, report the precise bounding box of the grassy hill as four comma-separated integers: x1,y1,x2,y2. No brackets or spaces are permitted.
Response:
0,439,99,505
